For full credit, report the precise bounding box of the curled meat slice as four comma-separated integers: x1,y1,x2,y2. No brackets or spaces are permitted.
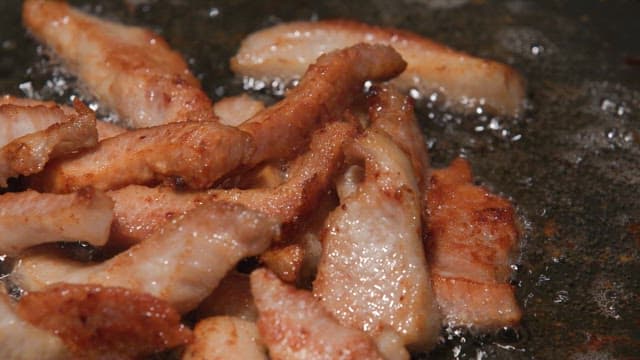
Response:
32,121,252,193
13,202,279,313
23,0,214,128
16,283,192,358
251,268,385,360
0,100,98,187
368,84,430,227
313,129,440,352
183,317,267,360
213,94,266,127
232,20,525,116
240,43,406,165
426,158,521,328
0,189,113,255
0,287,70,360
210,122,355,222
106,121,354,247
0,95,127,141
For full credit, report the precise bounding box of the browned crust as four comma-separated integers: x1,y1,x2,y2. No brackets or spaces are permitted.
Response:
23,0,215,127
240,43,406,164
16,283,192,358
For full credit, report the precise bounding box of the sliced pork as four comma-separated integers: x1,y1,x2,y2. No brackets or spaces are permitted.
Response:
239,43,406,165
0,189,113,255
23,0,215,128
0,101,98,187
106,121,354,247
426,158,522,328
31,121,252,193
313,129,440,352
12,202,279,313
231,20,525,116
16,283,192,358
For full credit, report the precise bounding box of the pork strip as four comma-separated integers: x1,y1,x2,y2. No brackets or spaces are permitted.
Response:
106,121,354,247
231,20,525,116
0,100,98,187
12,202,279,313
31,121,252,193
239,43,406,165
251,268,385,360
426,158,522,328
0,188,113,255
23,0,215,128
313,129,440,352
16,283,192,358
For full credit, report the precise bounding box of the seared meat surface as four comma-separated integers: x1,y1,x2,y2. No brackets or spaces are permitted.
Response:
23,0,215,128
0,188,113,255
427,158,522,328
0,101,98,187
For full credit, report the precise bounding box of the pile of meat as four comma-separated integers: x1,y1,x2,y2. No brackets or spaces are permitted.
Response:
0,1,524,359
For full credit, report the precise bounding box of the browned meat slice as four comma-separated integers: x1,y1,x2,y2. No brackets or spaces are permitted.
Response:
12,202,279,314
231,20,525,116
31,121,252,193
251,268,385,360
213,94,266,126
0,100,98,187
368,84,430,226
313,129,440,352
106,121,354,247
0,188,113,255
0,95,127,141
0,287,70,360
240,43,406,165
426,158,522,328
16,283,192,358
210,122,355,222
183,317,267,360
23,0,215,128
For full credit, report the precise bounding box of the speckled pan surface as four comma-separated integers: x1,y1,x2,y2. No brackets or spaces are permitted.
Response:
1,0,638,358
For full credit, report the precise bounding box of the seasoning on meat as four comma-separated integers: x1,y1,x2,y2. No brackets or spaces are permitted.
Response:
0,188,113,255
16,283,192,358
0,100,98,187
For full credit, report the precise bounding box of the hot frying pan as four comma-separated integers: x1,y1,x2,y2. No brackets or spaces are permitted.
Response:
0,0,638,358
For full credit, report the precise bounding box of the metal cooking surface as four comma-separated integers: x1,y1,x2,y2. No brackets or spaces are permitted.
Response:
1,0,638,358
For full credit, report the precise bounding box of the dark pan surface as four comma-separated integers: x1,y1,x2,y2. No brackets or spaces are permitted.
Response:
1,0,638,358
